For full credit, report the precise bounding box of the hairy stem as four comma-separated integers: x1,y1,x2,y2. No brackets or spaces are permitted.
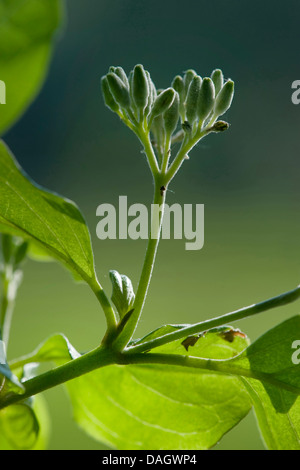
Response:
125,285,300,354
113,181,166,350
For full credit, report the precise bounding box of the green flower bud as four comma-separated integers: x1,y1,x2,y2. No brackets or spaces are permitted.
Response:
186,75,202,123
214,80,234,117
145,70,157,116
163,92,180,137
151,114,165,156
211,69,224,96
101,76,119,113
115,66,129,89
172,75,185,120
109,270,135,319
149,87,176,120
132,64,149,111
106,72,131,109
183,69,197,98
197,77,215,121
172,75,184,98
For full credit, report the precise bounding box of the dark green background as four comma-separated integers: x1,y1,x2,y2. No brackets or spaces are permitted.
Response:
4,0,300,449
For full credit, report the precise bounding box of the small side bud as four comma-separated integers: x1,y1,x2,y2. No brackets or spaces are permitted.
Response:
150,87,176,120
186,75,202,123
197,77,215,121
101,76,119,113
109,270,135,319
132,64,150,111
163,92,180,137
106,72,131,109
211,120,230,132
214,80,234,117
182,120,192,133
211,69,224,96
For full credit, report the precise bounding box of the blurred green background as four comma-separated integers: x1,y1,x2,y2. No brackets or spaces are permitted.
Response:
3,0,300,449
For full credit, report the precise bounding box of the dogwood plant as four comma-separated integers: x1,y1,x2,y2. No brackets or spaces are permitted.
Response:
0,2,300,451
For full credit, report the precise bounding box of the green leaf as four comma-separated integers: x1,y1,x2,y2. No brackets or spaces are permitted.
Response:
0,339,24,391
0,140,99,286
0,0,64,135
228,316,300,450
0,395,49,450
63,327,252,450
11,333,80,368
0,403,39,449
0,363,50,450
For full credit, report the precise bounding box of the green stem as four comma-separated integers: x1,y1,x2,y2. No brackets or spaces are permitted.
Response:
138,132,160,177
0,346,118,410
166,130,203,183
3,309,300,410
125,285,300,354
113,179,167,350
0,266,21,347
122,353,300,395
90,279,118,339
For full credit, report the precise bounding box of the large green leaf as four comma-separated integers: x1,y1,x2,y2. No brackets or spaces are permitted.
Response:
0,0,63,134
64,327,252,450
8,329,251,450
0,140,99,286
228,316,300,450
0,364,50,450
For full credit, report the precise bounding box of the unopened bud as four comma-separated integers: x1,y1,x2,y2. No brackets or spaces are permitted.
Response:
197,77,215,121
115,66,129,89
150,87,176,120
132,64,149,111
182,120,192,133
183,69,197,98
214,80,234,117
211,69,224,96
106,72,131,109
101,76,119,113
172,75,184,98
164,92,180,137
211,120,230,132
186,75,202,123
109,270,135,319
145,71,157,116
